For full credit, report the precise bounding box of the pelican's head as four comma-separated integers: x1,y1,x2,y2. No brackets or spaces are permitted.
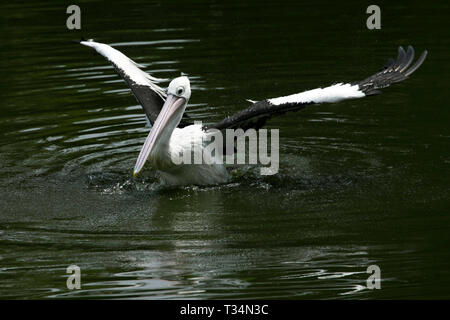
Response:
133,76,191,176
167,75,191,101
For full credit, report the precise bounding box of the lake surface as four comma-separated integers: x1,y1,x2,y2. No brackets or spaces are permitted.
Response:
0,0,449,299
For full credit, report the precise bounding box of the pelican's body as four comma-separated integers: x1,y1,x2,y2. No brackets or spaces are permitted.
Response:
79,40,427,186
148,124,229,185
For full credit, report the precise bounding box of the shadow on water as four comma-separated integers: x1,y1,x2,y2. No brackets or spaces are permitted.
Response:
0,0,449,299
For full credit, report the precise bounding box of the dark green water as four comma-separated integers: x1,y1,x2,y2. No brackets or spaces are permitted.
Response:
0,0,449,299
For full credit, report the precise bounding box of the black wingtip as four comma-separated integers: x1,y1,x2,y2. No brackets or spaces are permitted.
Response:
404,50,427,77
357,45,428,95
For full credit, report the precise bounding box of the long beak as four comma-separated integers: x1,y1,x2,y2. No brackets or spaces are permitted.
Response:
133,94,186,177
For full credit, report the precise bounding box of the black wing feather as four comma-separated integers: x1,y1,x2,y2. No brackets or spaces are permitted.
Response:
109,60,193,128
205,100,313,131
357,45,427,95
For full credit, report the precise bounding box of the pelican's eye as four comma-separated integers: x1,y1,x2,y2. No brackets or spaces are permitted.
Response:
176,87,184,96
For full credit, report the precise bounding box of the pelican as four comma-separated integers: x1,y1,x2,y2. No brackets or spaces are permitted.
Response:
80,40,427,185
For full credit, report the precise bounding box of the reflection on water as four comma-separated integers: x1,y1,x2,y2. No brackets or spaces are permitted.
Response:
0,0,449,299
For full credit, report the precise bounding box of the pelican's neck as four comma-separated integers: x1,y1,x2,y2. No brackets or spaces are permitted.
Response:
149,106,186,163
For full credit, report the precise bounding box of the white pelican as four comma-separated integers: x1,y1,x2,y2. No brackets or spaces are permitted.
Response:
80,40,427,185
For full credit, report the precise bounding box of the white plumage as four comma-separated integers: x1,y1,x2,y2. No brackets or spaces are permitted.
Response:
149,124,230,185
80,40,167,99
268,83,365,106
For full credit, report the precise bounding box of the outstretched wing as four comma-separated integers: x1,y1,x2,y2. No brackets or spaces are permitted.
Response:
207,46,427,131
80,40,192,127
